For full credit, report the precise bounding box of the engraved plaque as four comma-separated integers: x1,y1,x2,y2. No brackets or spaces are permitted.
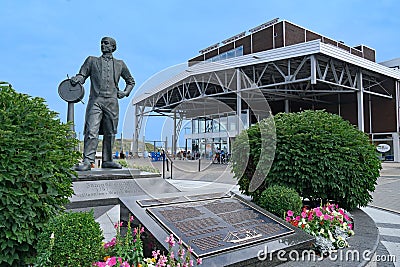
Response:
147,196,294,258
137,192,230,207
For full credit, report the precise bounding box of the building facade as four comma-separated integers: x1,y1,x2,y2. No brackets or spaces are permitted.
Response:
132,19,400,161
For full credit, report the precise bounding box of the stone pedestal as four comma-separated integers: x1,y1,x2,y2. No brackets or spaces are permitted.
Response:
66,168,180,241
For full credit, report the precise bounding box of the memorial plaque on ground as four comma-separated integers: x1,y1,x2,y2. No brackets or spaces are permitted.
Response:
146,197,294,258
121,191,314,266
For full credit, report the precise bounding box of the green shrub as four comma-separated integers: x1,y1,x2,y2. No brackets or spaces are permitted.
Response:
230,116,276,201
231,110,381,210
257,185,303,218
35,210,104,266
0,82,80,265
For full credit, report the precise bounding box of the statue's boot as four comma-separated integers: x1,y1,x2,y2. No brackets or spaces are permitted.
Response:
101,134,122,169
101,161,122,169
75,160,92,171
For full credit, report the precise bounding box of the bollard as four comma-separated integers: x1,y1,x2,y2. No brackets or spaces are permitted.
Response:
162,154,165,179
198,158,201,172
170,161,173,179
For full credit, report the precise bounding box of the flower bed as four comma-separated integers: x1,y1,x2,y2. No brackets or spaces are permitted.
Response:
93,215,202,267
286,203,354,254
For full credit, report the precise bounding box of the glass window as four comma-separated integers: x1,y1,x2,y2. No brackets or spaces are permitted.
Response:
212,118,220,133
219,53,227,60
192,119,199,134
228,114,237,132
205,118,213,133
235,46,243,57
241,110,248,129
219,117,228,132
227,50,235,59
199,118,206,133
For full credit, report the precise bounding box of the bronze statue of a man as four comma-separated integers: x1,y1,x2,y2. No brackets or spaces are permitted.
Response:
71,37,135,171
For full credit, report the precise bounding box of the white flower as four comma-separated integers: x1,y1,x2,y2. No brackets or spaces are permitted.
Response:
328,230,335,242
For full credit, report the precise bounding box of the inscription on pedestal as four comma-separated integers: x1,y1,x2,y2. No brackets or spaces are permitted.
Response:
70,180,146,202
147,197,294,258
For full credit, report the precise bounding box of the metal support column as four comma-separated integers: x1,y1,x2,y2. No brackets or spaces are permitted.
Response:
236,68,242,135
310,55,317,85
356,71,364,132
284,100,290,113
133,104,140,157
395,80,400,162
173,111,177,156
393,132,399,162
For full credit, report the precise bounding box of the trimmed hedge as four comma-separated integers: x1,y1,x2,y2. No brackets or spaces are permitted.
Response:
0,82,80,265
35,211,104,266
257,185,303,219
231,110,381,210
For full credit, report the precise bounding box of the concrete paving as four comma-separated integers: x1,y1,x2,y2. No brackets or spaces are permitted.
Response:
370,162,400,214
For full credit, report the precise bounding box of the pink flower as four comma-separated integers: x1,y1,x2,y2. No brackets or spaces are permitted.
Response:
103,238,116,249
106,256,117,266
285,216,291,222
197,258,203,265
188,247,194,253
165,234,175,247
189,260,194,267
308,213,313,221
180,248,186,259
315,209,323,217
301,211,307,218
295,216,300,221
140,226,145,233
134,228,138,235
348,224,353,230
323,214,330,220
152,249,160,258
114,221,123,229
130,215,134,222
287,210,294,217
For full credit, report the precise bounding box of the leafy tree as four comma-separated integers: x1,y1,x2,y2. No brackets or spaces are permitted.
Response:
0,82,80,265
231,110,381,210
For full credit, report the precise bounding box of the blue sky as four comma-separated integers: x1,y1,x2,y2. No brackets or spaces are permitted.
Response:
1,0,400,144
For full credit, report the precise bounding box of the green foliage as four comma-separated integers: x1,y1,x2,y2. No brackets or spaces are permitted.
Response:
0,82,81,265
231,110,381,210
230,116,276,200
145,143,155,152
257,185,303,218
115,159,160,173
131,164,160,174
35,210,104,266
116,159,129,168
